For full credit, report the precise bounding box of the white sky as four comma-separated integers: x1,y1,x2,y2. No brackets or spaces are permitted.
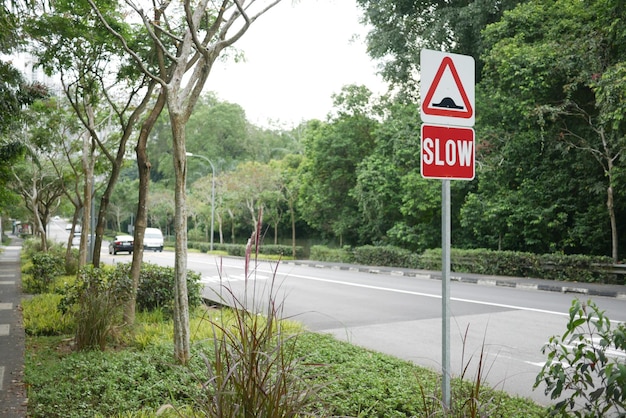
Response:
207,0,388,128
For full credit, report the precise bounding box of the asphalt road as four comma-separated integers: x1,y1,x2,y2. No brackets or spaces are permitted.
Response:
98,249,626,406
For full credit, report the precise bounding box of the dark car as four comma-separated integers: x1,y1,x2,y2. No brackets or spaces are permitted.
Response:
108,235,134,255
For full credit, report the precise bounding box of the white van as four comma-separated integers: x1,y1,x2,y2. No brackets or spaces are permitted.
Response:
144,227,164,252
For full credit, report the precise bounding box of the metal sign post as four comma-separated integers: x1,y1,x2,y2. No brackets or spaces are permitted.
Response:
420,49,475,409
441,179,451,407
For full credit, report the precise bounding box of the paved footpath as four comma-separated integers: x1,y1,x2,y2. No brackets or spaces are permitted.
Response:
0,236,27,418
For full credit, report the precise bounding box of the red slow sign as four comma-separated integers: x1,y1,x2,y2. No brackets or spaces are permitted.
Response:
421,124,475,180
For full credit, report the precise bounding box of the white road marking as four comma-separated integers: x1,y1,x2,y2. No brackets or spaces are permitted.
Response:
200,274,268,284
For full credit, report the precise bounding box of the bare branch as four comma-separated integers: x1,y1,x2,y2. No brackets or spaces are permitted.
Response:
87,0,168,85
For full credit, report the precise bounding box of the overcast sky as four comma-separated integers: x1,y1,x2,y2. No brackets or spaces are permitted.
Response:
207,0,388,128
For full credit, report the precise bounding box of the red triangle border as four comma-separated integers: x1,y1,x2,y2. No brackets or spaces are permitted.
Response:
422,56,473,119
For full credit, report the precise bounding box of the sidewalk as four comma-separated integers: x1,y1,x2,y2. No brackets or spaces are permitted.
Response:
0,235,26,418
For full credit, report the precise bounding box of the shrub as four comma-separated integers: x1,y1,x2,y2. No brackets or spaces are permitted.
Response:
25,344,202,418
203,242,305,258
23,294,75,336
113,262,202,316
309,245,354,263
60,265,133,351
352,245,417,268
538,253,617,283
188,224,323,418
535,299,626,417
23,252,65,294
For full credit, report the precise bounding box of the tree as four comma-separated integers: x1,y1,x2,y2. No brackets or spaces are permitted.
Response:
272,154,303,256
480,0,626,261
1,2,48,213
91,0,283,363
27,0,158,267
298,85,378,245
352,100,419,246
355,0,525,95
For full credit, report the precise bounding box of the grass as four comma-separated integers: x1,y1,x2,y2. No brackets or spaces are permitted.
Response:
24,303,549,418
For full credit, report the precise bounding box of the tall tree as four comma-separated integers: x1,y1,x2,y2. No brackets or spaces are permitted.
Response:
356,0,525,95
27,0,157,267
298,85,378,245
480,0,626,261
90,0,283,364
1,2,48,213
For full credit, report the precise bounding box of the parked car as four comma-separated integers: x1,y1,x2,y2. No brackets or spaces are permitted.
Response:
108,234,134,255
144,228,164,252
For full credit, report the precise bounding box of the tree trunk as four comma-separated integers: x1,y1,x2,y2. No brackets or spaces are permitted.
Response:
289,196,296,258
607,184,618,263
124,92,165,327
80,129,93,267
171,112,190,365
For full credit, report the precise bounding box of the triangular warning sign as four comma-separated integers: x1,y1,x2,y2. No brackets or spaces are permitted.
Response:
422,56,473,119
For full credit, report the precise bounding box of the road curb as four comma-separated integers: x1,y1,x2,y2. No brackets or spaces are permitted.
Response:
283,260,626,299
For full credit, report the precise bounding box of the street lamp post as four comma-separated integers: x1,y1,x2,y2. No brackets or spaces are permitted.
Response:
186,152,215,251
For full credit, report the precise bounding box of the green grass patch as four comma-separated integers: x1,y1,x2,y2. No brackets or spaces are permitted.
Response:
24,304,548,418
23,294,75,336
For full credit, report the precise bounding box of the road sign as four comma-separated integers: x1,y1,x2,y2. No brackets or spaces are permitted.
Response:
421,49,475,127
421,124,475,180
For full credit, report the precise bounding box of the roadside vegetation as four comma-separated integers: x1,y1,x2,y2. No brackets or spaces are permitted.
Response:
21,238,548,417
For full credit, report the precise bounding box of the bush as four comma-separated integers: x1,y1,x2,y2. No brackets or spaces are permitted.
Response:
60,265,133,351
352,245,418,268
23,294,75,336
197,242,306,258
114,263,203,315
309,245,354,263
23,252,65,294
535,299,626,417
25,343,202,418
191,285,322,417
538,253,617,283
309,245,621,284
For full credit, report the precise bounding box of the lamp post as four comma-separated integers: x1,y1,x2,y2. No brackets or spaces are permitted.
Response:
186,152,215,251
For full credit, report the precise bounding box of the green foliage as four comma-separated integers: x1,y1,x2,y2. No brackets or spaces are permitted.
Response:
298,96,379,244
23,252,65,293
23,294,75,336
352,245,419,268
309,245,621,284
191,290,322,417
115,263,202,315
60,265,133,351
24,310,547,417
25,342,202,418
356,0,523,95
191,242,305,259
535,299,626,417
309,245,355,263
294,333,546,417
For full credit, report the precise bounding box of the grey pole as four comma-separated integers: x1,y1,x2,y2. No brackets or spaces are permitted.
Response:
442,179,451,408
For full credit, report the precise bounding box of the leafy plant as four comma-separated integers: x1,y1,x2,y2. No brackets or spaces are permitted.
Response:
23,252,65,293
184,220,324,417
60,265,133,351
535,299,626,417
23,293,75,336
114,262,202,316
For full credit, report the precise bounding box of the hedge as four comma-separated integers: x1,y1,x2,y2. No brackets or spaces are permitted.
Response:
311,246,621,285
188,241,305,259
